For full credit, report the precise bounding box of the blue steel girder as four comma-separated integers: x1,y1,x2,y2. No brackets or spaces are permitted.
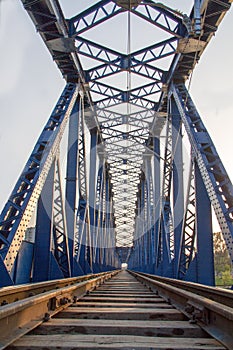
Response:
67,0,187,117
87,62,165,83
76,36,177,68
75,37,121,65
130,63,165,81
22,0,232,96
130,37,177,66
9,0,232,280
22,0,81,83
78,99,91,202
175,0,231,79
97,109,153,129
96,95,156,109
130,82,162,100
162,116,173,200
89,81,122,100
156,112,175,271
33,161,56,282
95,169,105,267
69,1,124,35
53,158,71,277
89,81,162,105
177,161,196,279
130,1,187,37
0,83,78,274
157,0,232,113
75,36,174,83
69,1,186,37
172,83,233,265
101,124,143,135
65,96,85,276
130,10,180,38
75,199,87,259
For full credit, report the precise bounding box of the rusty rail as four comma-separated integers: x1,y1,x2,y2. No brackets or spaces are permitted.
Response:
0,270,119,349
131,271,233,307
0,271,119,306
130,271,233,350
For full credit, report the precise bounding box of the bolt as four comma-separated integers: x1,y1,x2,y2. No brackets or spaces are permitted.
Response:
185,305,194,313
60,297,68,305
189,316,197,324
44,313,50,322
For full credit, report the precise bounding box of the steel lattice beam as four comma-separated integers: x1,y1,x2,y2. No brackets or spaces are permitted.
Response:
0,0,232,285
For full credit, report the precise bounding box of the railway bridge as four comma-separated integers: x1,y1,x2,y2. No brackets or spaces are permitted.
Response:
0,0,233,348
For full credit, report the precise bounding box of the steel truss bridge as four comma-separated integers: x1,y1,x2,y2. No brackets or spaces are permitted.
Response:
0,0,233,288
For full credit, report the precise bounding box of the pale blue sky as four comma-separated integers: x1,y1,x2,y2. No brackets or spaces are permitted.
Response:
0,0,233,233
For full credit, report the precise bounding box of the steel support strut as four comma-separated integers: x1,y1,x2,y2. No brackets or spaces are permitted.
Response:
171,98,184,275
153,136,161,275
65,96,83,276
195,163,215,285
172,84,233,266
89,128,98,273
0,84,78,286
33,161,56,282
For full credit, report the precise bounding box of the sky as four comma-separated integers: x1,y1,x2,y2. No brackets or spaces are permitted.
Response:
0,0,233,231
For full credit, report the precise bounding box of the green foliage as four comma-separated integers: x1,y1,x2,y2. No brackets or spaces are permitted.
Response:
214,232,233,287
215,270,233,287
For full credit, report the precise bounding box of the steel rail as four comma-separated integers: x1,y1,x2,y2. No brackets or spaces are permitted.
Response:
130,270,233,349
0,271,119,306
0,270,119,350
130,271,233,308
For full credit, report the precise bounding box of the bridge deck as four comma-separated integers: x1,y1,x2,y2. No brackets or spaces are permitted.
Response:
8,271,225,349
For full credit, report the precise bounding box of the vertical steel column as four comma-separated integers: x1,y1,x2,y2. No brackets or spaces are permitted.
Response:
104,171,110,270
76,200,86,275
33,161,56,282
100,166,106,270
171,97,184,276
133,194,140,270
65,96,81,276
88,127,98,272
109,193,115,268
195,163,215,285
141,176,146,270
145,154,152,271
137,194,141,270
153,137,161,273
138,180,143,270
93,162,104,272
14,240,34,284
145,157,150,270
160,115,174,276
161,211,170,275
53,159,71,278
99,163,106,271
177,161,196,280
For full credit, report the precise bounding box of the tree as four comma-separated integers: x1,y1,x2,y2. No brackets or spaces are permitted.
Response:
214,231,233,287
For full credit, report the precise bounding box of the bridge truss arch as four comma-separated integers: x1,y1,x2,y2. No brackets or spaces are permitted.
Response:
0,0,233,286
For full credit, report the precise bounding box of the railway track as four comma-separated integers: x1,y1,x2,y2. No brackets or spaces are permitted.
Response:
0,270,232,349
